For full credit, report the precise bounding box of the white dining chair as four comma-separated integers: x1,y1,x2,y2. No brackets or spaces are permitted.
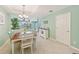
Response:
21,33,34,54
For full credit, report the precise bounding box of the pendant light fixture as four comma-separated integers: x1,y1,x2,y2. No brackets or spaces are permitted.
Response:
19,5,28,21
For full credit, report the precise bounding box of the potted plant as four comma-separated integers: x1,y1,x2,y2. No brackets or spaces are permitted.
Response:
11,18,19,30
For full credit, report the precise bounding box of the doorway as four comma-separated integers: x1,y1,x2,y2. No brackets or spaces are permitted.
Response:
56,12,71,46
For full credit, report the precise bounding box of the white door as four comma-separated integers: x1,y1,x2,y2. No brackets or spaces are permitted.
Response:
56,12,71,45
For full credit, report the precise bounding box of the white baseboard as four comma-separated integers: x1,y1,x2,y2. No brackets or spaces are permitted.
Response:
0,39,10,49
70,46,79,52
0,39,11,54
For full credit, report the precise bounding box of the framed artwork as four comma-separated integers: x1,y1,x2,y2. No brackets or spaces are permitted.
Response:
0,12,5,24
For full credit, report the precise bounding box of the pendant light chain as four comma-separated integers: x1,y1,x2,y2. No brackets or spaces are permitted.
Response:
22,5,25,15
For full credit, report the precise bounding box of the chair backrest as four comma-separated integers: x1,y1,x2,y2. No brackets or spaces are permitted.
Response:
21,33,34,46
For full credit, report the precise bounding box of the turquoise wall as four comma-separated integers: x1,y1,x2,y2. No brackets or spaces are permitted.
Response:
0,6,10,46
0,6,17,47
41,6,79,48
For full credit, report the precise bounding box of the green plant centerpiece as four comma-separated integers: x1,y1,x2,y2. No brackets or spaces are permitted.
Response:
11,17,19,30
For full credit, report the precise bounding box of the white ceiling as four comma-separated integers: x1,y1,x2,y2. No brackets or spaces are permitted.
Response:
2,5,69,17
3,5,39,15
32,5,69,17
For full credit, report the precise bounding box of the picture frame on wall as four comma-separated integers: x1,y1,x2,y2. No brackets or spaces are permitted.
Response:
0,12,5,24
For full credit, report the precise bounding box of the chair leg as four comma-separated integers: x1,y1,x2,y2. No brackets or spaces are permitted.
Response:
22,48,24,54
31,46,33,54
12,42,14,54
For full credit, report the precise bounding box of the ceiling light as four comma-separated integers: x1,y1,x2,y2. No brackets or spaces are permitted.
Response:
19,5,29,20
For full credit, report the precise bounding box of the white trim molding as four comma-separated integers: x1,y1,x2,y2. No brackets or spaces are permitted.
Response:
52,39,79,52
70,46,79,52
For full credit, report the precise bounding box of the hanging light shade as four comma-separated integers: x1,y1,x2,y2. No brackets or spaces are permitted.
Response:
19,5,29,20
18,14,23,18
